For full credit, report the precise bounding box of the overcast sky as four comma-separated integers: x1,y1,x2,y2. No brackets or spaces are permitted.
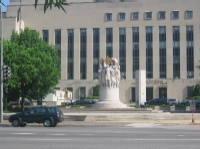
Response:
1,0,10,12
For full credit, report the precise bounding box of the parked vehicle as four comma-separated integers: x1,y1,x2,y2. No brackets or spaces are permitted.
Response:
8,106,64,127
74,99,96,105
168,98,179,106
145,98,169,106
10,99,32,106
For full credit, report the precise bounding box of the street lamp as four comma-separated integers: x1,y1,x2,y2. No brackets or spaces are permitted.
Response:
0,5,3,123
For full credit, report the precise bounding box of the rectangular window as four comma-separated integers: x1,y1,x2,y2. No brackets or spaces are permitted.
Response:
132,27,139,78
131,87,135,102
172,11,179,19
93,28,100,80
173,26,180,78
106,13,112,21
146,87,153,101
159,26,166,78
55,29,61,67
158,11,165,19
79,87,86,100
145,12,152,19
186,26,194,78
187,87,193,97
132,12,139,20
119,28,126,79
80,29,87,80
185,11,193,19
146,27,153,78
119,13,125,20
106,28,113,57
67,29,74,80
42,30,49,43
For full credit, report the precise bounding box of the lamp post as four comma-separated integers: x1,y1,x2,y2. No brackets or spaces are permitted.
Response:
0,5,3,123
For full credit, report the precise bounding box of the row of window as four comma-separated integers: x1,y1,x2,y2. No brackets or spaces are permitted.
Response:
106,10,193,21
65,86,194,101
42,25,194,80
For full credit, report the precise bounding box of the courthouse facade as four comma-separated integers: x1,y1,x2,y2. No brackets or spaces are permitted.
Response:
1,0,200,103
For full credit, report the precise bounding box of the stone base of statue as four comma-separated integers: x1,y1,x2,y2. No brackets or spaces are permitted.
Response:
92,86,127,108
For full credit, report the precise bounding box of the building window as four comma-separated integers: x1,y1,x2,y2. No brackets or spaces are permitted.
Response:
68,29,74,80
79,87,86,100
119,28,126,79
106,28,113,57
119,13,125,20
80,29,87,80
146,27,153,78
42,30,48,43
105,13,112,21
185,11,193,19
187,86,193,98
93,28,100,80
146,87,153,101
159,87,167,98
131,87,135,102
173,26,180,78
186,26,194,78
159,26,166,78
158,11,165,19
172,11,179,19
145,12,152,19
55,30,61,67
132,12,139,20
132,27,139,78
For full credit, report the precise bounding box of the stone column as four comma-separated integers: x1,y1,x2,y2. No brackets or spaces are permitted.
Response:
135,70,146,106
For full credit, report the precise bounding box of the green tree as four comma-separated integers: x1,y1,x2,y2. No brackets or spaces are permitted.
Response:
3,27,61,111
0,0,69,13
193,84,200,97
93,84,100,97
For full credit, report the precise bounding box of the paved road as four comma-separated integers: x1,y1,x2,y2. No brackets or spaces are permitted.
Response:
0,126,200,149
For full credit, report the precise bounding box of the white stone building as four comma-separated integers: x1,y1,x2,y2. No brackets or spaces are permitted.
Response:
1,0,200,103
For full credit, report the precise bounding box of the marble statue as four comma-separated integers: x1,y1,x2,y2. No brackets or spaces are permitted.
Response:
98,57,121,88
93,56,127,108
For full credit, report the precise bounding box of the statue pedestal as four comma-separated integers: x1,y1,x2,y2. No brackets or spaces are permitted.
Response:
93,86,127,108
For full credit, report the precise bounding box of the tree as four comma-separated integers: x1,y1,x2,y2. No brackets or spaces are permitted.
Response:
3,27,61,111
193,84,200,98
93,84,100,97
0,0,69,13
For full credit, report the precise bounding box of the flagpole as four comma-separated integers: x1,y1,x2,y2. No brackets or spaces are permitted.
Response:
19,0,21,34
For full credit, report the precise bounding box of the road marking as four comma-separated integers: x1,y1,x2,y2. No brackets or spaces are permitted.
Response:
25,139,72,141
178,135,185,137
50,134,66,136
125,123,162,127
125,139,200,141
79,134,94,136
11,133,35,135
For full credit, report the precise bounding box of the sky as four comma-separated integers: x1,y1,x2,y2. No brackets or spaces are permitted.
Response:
1,0,10,12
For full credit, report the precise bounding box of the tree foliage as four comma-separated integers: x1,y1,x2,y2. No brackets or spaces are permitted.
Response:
35,0,69,13
194,84,200,96
3,27,61,111
93,84,100,97
0,0,69,13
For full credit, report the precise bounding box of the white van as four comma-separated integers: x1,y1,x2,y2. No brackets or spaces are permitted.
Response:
168,98,179,106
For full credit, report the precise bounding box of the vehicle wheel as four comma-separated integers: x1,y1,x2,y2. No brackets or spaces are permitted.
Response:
52,122,57,127
20,123,26,127
43,119,52,127
12,119,20,127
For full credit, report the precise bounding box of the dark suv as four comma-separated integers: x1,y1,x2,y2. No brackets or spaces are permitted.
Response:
9,107,64,127
145,98,169,106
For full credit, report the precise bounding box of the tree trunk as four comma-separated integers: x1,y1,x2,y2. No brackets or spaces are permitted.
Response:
21,97,24,112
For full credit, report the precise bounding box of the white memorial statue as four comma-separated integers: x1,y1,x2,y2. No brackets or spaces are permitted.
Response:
94,56,127,108
98,57,121,88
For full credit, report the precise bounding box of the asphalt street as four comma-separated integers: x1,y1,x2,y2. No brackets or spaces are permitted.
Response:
0,125,200,149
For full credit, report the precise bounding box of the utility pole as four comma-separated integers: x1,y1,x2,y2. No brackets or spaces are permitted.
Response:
0,5,3,124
